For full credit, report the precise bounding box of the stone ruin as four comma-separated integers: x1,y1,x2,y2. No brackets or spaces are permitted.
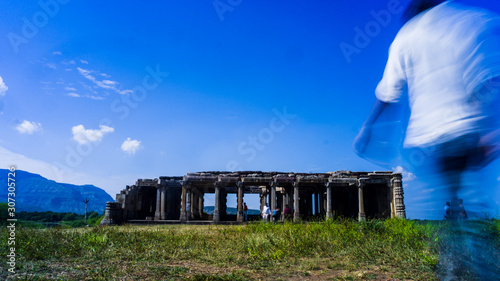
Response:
101,170,405,225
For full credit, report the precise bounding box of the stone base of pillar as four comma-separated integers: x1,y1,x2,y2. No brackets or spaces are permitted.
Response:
154,211,161,220
326,211,333,220
293,211,300,222
101,202,122,225
358,212,366,221
180,211,188,222
237,211,244,222
160,212,166,220
213,211,220,223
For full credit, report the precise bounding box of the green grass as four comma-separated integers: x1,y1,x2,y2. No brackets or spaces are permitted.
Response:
2,218,498,280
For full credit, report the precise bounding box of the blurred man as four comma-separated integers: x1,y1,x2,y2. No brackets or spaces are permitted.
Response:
354,1,500,279
354,0,500,215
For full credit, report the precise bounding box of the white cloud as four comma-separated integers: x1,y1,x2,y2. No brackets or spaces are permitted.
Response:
87,95,104,100
80,60,89,64
46,63,57,70
120,89,133,95
497,175,500,181
65,86,77,91
394,166,416,182
67,93,80,98
65,68,72,72
72,125,114,144
77,67,131,95
0,76,8,96
52,51,62,55
121,138,142,155
102,80,117,86
16,120,42,134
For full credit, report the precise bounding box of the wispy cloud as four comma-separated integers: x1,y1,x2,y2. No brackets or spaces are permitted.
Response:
46,63,57,70
80,60,89,64
52,51,62,55
67,93,80,98
65,86,77,91
0,76,8,96
16,120,42,134
72,124,114,144
121,138,142,155
77,67,131,95
394,166,416,181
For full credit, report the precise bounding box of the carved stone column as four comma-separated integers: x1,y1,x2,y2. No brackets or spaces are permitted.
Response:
393,175,406,218
189,190,195,220
293,182,300,222
270,182,277,210
155,188,161,220
199,195,204,219
180,183,189,222
326,183,333,220
358,180,366,221
214,183,221,223
388,180,395,218
260,189,268,213
160,187,167,220
237,182,244,222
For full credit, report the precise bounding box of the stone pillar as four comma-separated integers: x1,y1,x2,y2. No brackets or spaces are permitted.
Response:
326,183,333,219
214,183,221,223
237,182,244,222
180,183,188,222
101,202,122,225
189,190,194,220
270,182,277,210
155,188,161,220
160,188,167,220
393,175,406,218
260,189,267,213
199,195,204,219
293,183,300,222
358,180,366,221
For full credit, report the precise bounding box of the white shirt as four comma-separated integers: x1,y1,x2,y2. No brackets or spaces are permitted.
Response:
376,1,500,147
262,206,270,217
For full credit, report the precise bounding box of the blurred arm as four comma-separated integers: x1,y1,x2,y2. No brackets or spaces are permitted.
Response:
353,99,389,154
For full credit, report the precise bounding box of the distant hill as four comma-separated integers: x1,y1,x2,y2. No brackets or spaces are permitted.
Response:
0,169,113,214
203,206,261,215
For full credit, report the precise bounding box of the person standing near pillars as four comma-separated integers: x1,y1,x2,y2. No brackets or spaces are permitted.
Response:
262,203,271,222
444,201,451,220
243,202,248,221
284,204,292,221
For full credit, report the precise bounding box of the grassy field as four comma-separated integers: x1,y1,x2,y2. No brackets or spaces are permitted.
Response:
1,218,499,280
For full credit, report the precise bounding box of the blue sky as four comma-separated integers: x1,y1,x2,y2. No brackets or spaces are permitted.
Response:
1,0,499,219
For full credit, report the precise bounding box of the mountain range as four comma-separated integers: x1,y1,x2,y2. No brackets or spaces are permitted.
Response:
0,169,113,214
